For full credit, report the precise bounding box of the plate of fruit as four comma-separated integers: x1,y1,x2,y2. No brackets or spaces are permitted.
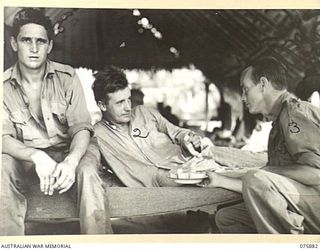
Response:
169,168,208,185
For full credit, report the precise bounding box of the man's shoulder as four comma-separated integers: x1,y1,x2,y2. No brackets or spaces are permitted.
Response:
48,61,76,77
279,94,320,132
281,94,313,118
94,120,114,135
133,105,158,116
3,66,14,83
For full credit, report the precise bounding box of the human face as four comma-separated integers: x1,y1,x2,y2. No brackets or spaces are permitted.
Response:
11,23,53,71
99,87,132,125
240,68,264,114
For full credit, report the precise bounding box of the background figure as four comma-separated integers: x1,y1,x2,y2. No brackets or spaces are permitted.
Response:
131,88,145,108
157,102,180,126
209,91,234,146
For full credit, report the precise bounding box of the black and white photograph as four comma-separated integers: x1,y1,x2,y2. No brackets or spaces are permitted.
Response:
1,0,320,242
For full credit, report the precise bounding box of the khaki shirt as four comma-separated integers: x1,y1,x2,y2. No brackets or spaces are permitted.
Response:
267,91,320,168
94,106,192,187
3,60,93,149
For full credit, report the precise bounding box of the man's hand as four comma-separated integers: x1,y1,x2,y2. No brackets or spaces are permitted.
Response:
199,171,225,188
182,132,203,156
52,158,78,194
199,171,243,193
30,150,58,195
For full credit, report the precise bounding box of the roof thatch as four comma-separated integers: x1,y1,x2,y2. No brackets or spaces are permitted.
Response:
4,8,320,91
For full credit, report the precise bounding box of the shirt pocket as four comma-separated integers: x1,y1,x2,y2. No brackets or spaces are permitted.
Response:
9,109,33,141
51,102,68,124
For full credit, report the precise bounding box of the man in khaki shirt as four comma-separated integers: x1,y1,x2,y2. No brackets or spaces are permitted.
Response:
92,66,207,187
204,57,320,234
1,8,112,235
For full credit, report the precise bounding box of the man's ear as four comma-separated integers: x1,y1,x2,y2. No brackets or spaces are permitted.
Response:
10,37,18,52
47,40,53,54
97,101,107,111
259,76,269,91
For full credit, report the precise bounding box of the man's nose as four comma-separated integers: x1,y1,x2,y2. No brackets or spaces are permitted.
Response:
241,91,246,102
124,100,131,111
30,40,38,53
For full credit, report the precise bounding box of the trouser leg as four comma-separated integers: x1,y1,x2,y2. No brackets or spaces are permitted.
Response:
75,145,113,234
242,169,320,234
0,154,28,235
215,202,257,233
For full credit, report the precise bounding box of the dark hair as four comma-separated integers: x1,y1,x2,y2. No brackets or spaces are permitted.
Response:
250,57,288,90
92,66,129,103
12,8,54,40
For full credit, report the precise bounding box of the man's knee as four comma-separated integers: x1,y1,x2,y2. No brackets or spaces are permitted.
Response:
215,205,235,228
243,169,272,191
76,157,101,184
76,162,99,179
242,169,276,202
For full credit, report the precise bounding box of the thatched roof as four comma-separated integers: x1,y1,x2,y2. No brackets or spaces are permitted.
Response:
4,7,320,91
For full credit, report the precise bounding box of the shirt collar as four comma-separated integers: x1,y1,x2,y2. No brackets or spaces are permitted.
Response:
10,63,22,86
9,60,54,86
102,120,118,131
44,60,55,79
267,91,292,122
102,119,132,133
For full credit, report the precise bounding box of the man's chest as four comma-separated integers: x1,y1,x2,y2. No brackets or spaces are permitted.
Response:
268,122,295,166
22,83,43,119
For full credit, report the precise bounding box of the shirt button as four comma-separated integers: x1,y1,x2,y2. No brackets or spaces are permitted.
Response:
47,117,50,120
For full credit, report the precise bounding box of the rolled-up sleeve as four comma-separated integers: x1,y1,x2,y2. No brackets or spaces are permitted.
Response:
65,73,94,138
148,107,190,144
2,104,17,138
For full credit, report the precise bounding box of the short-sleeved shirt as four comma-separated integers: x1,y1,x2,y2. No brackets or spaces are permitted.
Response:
267,91,320,168
3,60,93,149
94,105,192,187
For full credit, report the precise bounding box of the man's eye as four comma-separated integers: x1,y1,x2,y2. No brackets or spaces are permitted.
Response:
21,38,31,43
37,39,47,44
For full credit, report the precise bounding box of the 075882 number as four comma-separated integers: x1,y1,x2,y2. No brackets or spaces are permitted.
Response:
300,244,319,249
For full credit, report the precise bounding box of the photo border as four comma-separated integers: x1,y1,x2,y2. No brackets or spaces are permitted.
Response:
1,0,320,245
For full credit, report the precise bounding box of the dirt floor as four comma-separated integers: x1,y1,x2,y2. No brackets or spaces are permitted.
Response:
25,210,220,235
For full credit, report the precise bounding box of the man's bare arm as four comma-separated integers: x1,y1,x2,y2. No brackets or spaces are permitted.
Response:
3,135,42,161
65,129,91,166
203,172,243,193
2,135,58,194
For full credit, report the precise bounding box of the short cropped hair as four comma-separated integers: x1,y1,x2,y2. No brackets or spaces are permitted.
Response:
249,57,288,90
12,8,54,40
92,66,129,103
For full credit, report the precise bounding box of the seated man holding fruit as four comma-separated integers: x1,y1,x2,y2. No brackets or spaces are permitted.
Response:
91,66,225,187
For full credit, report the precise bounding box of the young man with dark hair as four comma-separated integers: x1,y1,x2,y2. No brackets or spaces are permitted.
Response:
92,66,206,187
1,8,113,235
204,57,320,234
